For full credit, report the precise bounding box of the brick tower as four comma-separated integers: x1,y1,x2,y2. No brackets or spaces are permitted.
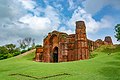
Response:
75,21,89,60
104,36,113,45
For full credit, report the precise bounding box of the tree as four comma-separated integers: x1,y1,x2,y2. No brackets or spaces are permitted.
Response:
24,37,32,48
0,44,20,60
17,37,35,50
5,44,16,53
35,45,42,48
17,39,27,50
32,39,35,48
0,46,9,59
115,24,120,41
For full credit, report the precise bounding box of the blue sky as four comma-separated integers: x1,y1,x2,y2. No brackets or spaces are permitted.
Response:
0,0,120,46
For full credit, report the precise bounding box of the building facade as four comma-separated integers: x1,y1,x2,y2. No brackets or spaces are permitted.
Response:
35,21,113,62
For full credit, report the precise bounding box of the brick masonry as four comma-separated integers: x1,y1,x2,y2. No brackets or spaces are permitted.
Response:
35,21,113,62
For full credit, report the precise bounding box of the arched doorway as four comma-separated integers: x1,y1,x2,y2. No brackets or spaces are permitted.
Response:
53,47,58,62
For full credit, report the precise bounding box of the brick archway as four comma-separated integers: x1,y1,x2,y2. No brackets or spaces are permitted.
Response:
49,34,59,62
53,47,58,62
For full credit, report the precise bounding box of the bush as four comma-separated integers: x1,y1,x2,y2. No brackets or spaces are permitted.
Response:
90,53,98,59
21,50,27,54
13,52,21,56
35,45,42,48
27,47,32,51
7,53,13,58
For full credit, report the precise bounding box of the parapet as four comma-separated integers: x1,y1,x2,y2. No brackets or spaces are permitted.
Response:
104,36,113,45
76,21,86,29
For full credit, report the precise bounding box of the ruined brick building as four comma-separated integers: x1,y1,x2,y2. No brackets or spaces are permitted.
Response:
35,21,113,62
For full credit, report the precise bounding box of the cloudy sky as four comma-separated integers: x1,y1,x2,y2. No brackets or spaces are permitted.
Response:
0,0,120,46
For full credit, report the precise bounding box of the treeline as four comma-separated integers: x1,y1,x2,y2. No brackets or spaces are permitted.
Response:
0,37,42,60
0,44,20,60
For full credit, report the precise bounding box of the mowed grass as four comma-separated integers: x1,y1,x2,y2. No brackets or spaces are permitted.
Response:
0,45,120,80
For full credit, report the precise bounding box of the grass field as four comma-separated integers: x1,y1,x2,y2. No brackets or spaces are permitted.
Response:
0,45,120,80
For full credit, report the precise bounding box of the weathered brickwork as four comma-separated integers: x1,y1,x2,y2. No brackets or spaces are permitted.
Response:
104,36,113,45
35,21,113,62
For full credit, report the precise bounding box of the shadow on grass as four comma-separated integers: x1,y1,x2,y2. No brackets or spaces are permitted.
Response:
99,66,120,80
106,61,120,66
9,73,71,80
0,69,10,73
114,56,120,60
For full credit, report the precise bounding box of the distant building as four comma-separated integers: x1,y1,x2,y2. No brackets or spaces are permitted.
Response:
35,21,113,62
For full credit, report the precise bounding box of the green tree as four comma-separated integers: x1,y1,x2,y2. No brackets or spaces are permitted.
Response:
5,44,16,53
24,37,32,48
35,45,42,48
32,39,35,49
17,39,27,50
115,24,120,41
0,44,20,60
17,37,35,50
0,46,9,59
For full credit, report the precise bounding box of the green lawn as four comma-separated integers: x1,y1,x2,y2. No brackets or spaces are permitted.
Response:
0,45,120,80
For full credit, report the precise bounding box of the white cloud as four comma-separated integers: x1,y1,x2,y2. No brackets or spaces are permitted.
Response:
68,0,75,10
18,0,36,10
59,27,74,34
112,1,120,10
0,0,119,46
99,16,115,28
82,0,107,15
0,0,61,46
44,5,61,29
67,7,115,33
0,0,26,25
82,0,120,15
19,4,61,31
66,6,119,44
68,0,84,10
19,14,51,30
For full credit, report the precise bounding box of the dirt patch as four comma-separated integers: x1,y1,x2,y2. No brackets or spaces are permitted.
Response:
16,49,36,58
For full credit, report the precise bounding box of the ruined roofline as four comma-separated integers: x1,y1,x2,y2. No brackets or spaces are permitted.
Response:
87,39,95,42
43,30,68,41
76,21,86,28
45,20,86,37
105,36,111,38
50,30,68,35
95,39,103,42
69,34,75,36
43,20,86,41
67,34,75,38
50,20,86,34
35,20,114,63
76,21,85,24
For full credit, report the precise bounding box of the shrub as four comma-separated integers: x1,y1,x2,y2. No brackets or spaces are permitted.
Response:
90,53,98,59
7,53,13,58
35,45,42,48
27,47,32,51
21,50,27,53
13,52,21,56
